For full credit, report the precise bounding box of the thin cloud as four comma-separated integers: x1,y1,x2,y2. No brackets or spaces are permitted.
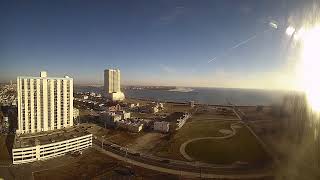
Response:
160,64,176,73
159,6,186,24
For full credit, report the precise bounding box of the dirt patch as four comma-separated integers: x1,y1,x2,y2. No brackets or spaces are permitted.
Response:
128,132,165,153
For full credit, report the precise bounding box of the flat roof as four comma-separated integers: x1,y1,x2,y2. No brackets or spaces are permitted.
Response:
17,76,72,80
13,127,90,149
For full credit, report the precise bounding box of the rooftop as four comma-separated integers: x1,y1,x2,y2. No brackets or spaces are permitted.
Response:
17,71,72,80
13,127,90,149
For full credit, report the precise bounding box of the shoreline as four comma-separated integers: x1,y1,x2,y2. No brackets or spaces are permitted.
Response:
126,97,270,108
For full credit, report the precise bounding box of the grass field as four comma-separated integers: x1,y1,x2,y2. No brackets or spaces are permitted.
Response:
185,127,270,164
190,109,238,121
151,108,270,165
163,103,192,114
152,119,235,160
34,148,179,180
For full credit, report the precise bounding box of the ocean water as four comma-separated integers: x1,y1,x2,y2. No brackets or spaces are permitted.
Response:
124,88,288,106
75,86,289,106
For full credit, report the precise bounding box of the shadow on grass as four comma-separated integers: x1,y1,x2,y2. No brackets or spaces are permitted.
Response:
6,134,14,160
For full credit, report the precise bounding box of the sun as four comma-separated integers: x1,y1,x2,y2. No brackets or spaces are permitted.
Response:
297,25,320,112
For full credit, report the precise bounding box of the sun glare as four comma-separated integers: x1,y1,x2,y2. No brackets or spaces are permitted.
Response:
297,25,320,112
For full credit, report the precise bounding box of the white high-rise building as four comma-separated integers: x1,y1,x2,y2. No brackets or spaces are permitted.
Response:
104,69,125,101
16,71,73,134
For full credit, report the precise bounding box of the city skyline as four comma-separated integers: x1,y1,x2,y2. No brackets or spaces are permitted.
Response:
0,0,305,90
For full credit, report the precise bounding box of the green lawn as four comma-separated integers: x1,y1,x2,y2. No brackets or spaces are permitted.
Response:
185,127,270,164
152,119,235,160
191,111,237,121
163,103,192,114
152,111,270,165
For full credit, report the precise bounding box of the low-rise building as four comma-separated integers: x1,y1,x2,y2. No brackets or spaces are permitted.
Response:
158,112,190,132
153,121,170,133
12,128,92,164
100,112,122,126
128,123,143,133
73,108,80,119
129,103,140,108
188,101,195,108
175,113,190,130
158,103,164,109
108,104,122,112
116,119,144,133
140,104,160,114
83,95,89,100
122,111,131,119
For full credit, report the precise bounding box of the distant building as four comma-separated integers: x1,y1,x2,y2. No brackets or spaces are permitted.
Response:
108,104,122,112
16,71,74,134
158,103,164,109
189,101,195,108
1,116,9,132
104,69,125,101
73,108,80,119
100,112,122,126
122,111,131,120
83,95,89,100
3,116,9,123
153,121,170,133
175,113,190,130
117,119,144,133
140,104,160,114
129,103,139,108
159,112,190,132
128,123,143,133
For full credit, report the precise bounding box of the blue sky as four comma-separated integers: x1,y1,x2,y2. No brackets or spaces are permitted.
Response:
0,0,305,89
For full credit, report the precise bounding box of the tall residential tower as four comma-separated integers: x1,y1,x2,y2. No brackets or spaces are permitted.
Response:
104,69,125,101
16,71,73,134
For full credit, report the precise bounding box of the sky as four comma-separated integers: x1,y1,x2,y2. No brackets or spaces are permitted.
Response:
0,0,309,89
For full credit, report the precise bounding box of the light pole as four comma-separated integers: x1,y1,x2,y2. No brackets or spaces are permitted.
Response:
101,135,105,149
120,145,130,165
195,161,201,179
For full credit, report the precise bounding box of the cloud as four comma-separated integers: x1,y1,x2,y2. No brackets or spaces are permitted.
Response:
159,6,186,24
239,4,252,15
160,64,176,73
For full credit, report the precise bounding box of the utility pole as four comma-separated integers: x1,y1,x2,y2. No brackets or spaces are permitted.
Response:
101,135,105,149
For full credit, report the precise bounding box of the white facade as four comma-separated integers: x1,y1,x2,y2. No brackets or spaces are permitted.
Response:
128,123,143,133
83,95,88,100
154,121,170,133
104,69,125,101
117,120,143,133
16,71,73,134
122,112,131,120
73,108,80,119
12,134,92,164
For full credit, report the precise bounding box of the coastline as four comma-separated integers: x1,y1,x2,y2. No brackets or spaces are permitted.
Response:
126,97,268,108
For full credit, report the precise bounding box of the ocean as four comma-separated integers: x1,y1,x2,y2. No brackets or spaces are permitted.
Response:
75,86,290,106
